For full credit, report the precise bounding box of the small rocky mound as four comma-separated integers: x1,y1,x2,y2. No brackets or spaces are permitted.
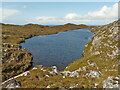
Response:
2,79,21,88
103,76,120,89
86,70,101,78
2,20,119,88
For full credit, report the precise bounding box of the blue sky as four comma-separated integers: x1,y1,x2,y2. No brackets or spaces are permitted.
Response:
1,2,118,25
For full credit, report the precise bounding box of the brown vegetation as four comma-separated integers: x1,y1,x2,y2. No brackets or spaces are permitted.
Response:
1,23,93,81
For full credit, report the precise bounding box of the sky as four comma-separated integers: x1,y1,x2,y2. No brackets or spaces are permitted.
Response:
0,2,119,25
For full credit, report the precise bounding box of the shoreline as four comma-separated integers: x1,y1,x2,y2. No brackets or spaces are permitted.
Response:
64,28,95,71
2,20,119,88
1,28,94,85
2,23,95,82
21,28,93,71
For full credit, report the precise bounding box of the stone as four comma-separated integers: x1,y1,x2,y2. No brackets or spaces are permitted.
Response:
32,67,37,70
62,71,79,77
86,70,100,78
2,79,21,88
46,85,51,88
69,71,79,77
62,71,71,76
45,75,50,77
51,66,58,74
93,51,100,55
48,71,57,75
63,76,65,78
103,76,119,89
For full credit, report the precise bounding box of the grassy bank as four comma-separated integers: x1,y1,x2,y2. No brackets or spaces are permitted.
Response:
2,23,93,81
13,20,119,88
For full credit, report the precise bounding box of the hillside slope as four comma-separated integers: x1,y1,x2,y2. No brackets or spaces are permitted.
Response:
65,20,119,88
2,20,119,88
1,23,93,82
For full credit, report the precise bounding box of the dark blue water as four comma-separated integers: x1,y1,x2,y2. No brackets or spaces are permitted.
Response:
21,29,93,70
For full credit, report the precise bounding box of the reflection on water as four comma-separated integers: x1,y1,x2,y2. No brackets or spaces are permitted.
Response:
21,29,94,70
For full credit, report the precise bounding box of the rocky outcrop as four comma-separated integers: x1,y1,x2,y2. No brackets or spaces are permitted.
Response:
2,79,21,88
62,71,79,77
2,20,119,88
1,23,93,82
103,76,120,88
64,20,119,88
85,70,101,78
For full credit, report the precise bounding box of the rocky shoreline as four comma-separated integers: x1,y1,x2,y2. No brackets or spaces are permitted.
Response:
1,20,119,88
1,23,93,82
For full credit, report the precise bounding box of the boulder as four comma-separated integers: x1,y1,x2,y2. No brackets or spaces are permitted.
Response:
103,76,119,89
2,79,21,88
69,71,79,77
51,66,58,74
86,70,100,78
62,71,71,76
62,71,79,77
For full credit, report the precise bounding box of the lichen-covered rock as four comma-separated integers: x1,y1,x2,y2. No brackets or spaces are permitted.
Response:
64,20,119,88
86,70,101,78
52,66,58,74
69,71,79,77
62,71,79,77
2,79,21,88
103,76,119,89
62,71,71,76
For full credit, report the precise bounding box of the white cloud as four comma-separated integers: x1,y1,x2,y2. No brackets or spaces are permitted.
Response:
87,3,118,20
22,5,27,9
36,16,58,21
65,13,79,20
0,8,20,22
35,3,118,25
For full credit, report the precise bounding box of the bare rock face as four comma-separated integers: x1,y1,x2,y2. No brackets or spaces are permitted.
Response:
62,71,71,76
69,71,79,77
64,19,119,88
103,76,120,89
62,71,80,77
86,70,101,78
2,79,21,88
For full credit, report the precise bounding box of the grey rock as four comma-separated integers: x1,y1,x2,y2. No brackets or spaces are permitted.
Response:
69,71,79,77
103,76,120,89
51,66,58,74
2,79,21,88
86,70,101,78
48,71,57,75
62,71,71,76
62,71,79,77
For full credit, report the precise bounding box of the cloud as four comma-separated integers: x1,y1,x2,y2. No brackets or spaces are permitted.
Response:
87,3,118,20
22,5,27,9
36,16,58,21
65,13,79,20
0,8,20,22
35,3,118,25
35,16,64,24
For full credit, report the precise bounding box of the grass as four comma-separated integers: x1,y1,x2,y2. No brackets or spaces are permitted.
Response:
2,23,94,81
2,20,119,88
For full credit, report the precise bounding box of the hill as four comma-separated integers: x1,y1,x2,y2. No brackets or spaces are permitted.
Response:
1,23,93,82
2,20,119,88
